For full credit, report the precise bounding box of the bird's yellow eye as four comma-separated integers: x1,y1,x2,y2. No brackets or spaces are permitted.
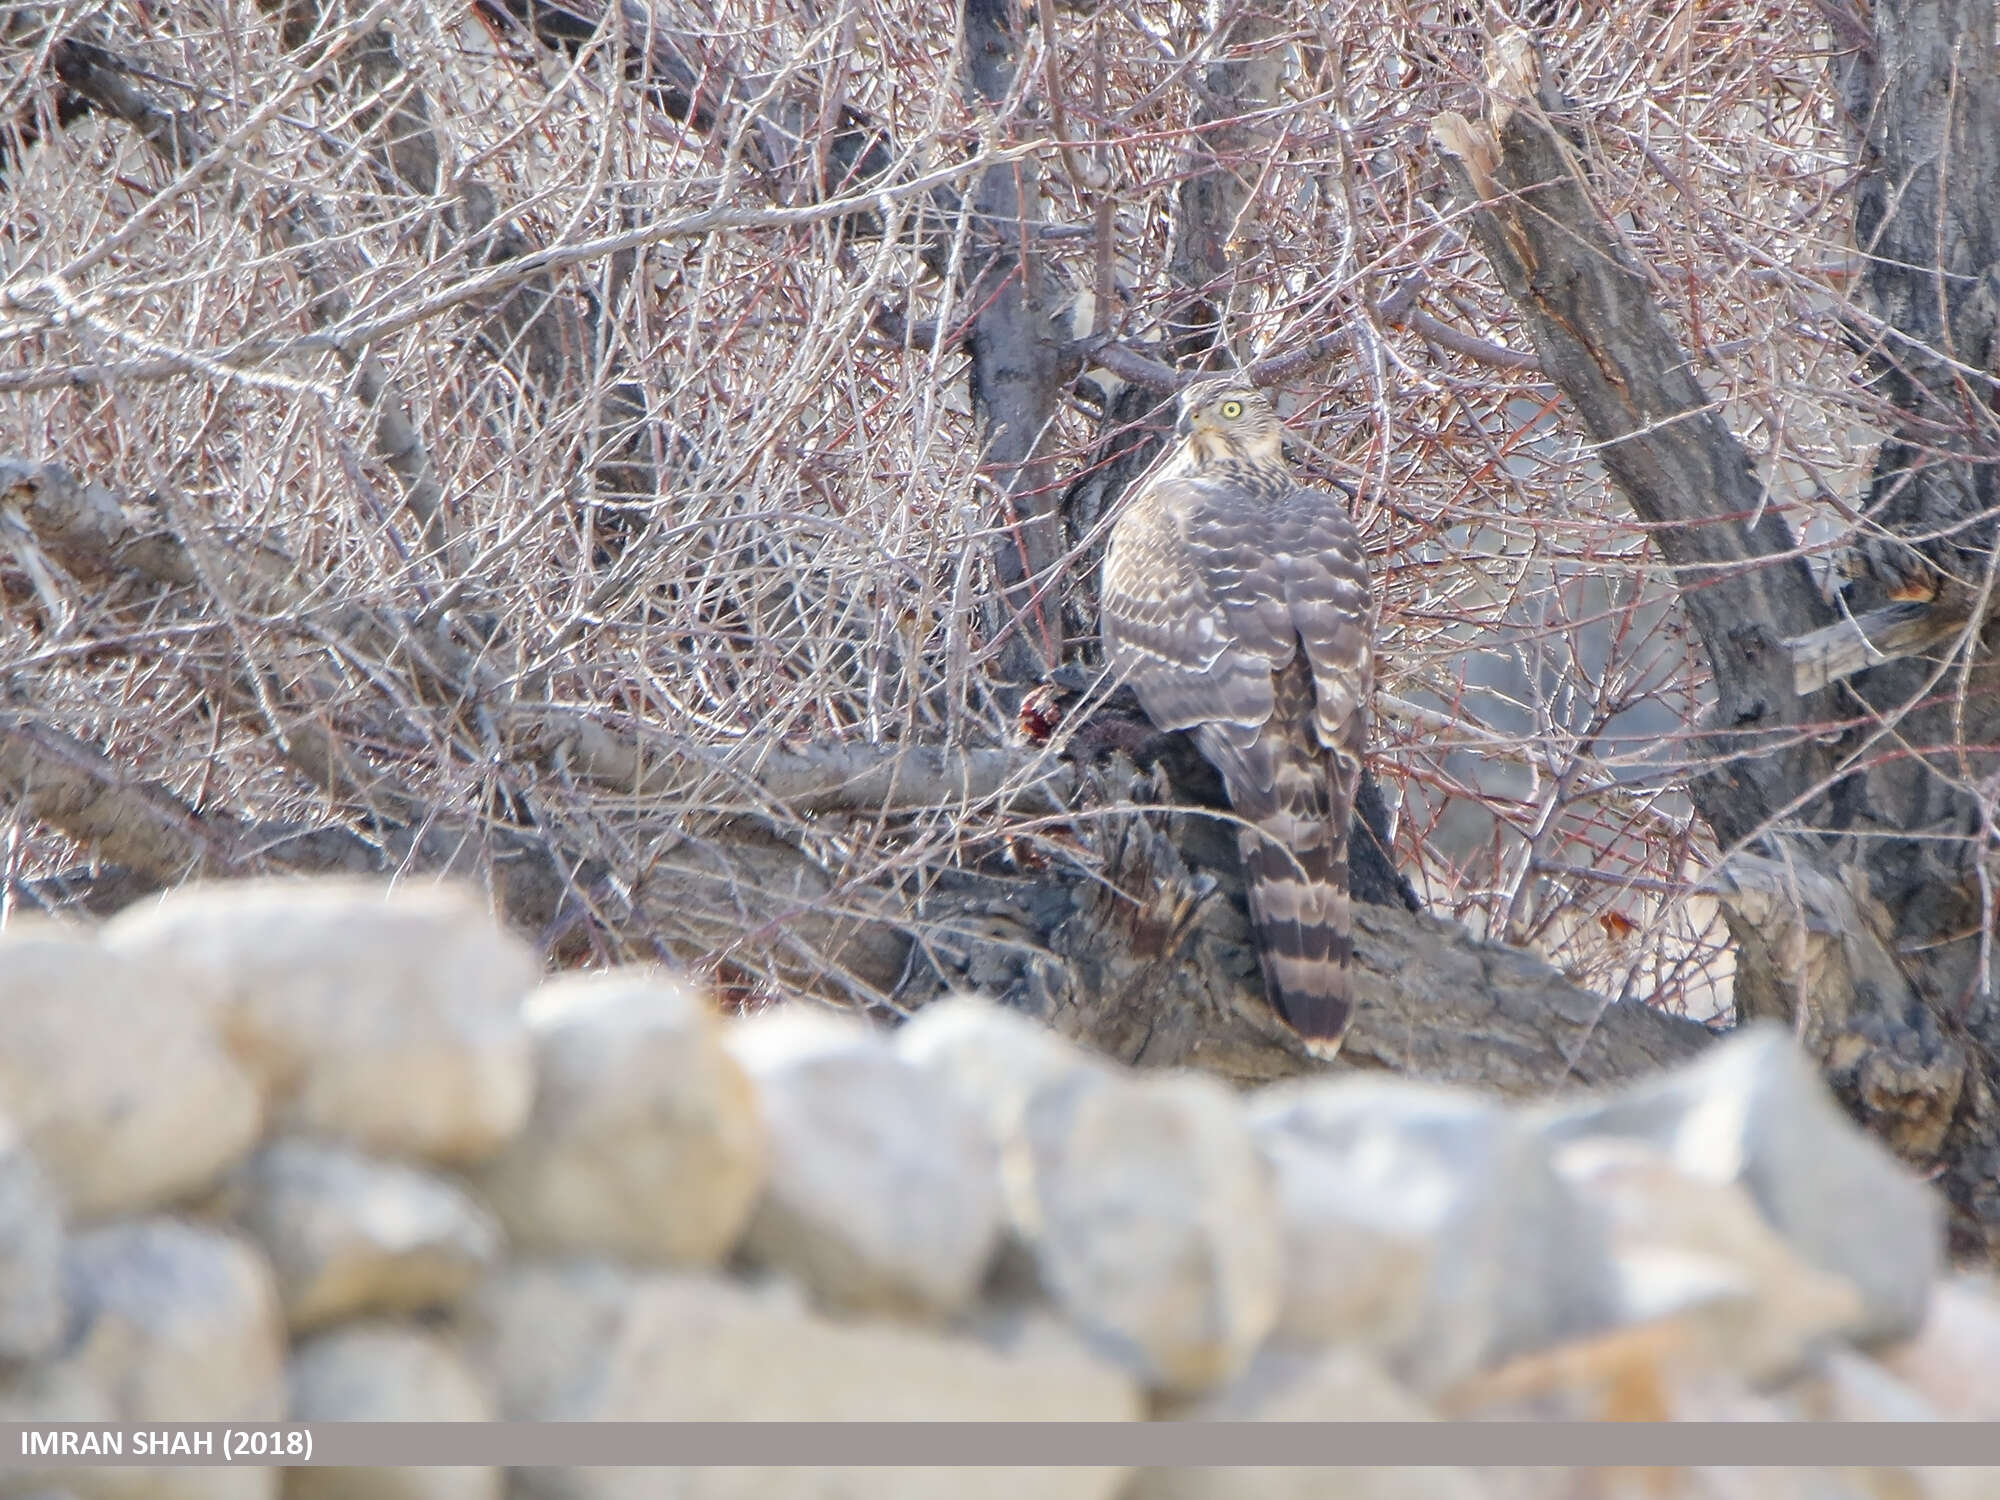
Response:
1219,399,1244,420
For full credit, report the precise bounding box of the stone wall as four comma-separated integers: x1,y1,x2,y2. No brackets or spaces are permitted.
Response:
0,877,1991,1500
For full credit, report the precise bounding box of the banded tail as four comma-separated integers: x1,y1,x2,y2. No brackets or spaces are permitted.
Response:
1206,654,1358,1056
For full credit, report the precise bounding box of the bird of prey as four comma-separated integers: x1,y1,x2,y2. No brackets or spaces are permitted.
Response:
1098,376,1375,1056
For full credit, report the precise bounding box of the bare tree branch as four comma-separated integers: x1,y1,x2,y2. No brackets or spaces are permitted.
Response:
1430,34,1836,849
1784,601,1970,695
49,24,454,558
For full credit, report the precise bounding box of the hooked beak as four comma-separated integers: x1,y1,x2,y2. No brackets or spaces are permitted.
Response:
1173,408,1193,441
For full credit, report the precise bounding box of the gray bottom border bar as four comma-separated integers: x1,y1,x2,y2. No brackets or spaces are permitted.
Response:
8,1423,2000,1468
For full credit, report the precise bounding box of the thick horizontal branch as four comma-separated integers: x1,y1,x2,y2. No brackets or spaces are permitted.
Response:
1077,292,1541,393
0,453,469,821
0,713,221,882
0,663,1713,1099
1784,600,1970,695
524,709,1077,816
0,456,430,671
906,763,1715,1092
0,709,609,948
1,455,1078,832
1343,902,1713,1093
1080,891,1720,1093
5,694,1711,1098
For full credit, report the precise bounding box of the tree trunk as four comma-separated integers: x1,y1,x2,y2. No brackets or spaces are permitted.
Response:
961,0,1071,690
1164,5,1284,366
1432,18,2000,1254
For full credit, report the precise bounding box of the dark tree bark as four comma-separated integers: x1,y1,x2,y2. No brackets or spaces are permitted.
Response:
1163,5,1284,365
1432,19,2000,1254
960,0,1073,690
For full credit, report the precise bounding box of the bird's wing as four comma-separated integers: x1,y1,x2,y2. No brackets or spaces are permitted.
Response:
1099,472,1289,755
1266,482,1374,761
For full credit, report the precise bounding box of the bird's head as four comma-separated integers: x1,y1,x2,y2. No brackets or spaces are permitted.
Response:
1172,377,1286,469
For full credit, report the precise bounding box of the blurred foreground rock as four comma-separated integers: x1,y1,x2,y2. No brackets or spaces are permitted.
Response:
0,1219,285,1500
103,878,537,1164
1535,1025,1940,1342
1248,1076,1615,1392
725,1006,1003,1319
0,873,1977,1479
286,1322,499,1500
468,1261,1137,1500
475,969,764,1266
1020,1066,1282,1393
0,931,262,1219
221,1139,501,1333
0,1117,64,1362
1552,1136,1865,1381
1138,1348,1490,1500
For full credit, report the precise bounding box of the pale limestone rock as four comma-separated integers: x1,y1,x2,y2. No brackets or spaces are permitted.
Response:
1798,1345,1942,1422
1901,1474,2000,1500
1536,1022,1940,1342
285,1322,499,1500
465,1261,1137,1500
1022,1067,1282,1394
895,993,1107,1143
963,1298,1155,1399
475,969,764,1265
103,878,536,1164
1248,1076,1616,1394
0,1115,64,1360
1554,1136,1864,1380
1876,1272,2000,1421
1443,1306,1811,1426
896,994,1112,1243
1160,1343,1441,1421
1133,1347,1488,1500
1487,1470,1878,1500
0,1221,286,1500
0,1354,115,1423
56,1219,286,1421
1673,1473,1877,1500
0,933,261,1219
724,1006,1002,1318
1741,1356,1961,1497
1245,1077,1459,1353
222,1139,501,1333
